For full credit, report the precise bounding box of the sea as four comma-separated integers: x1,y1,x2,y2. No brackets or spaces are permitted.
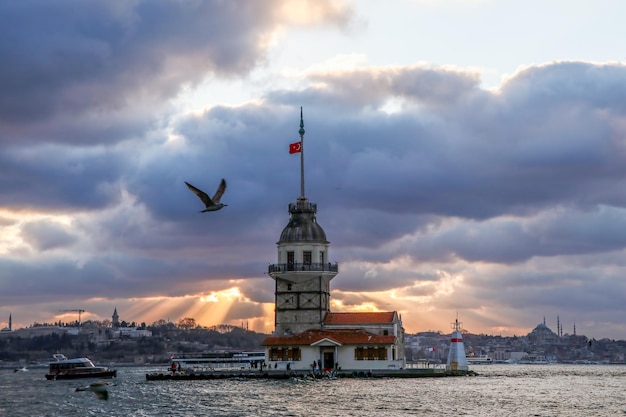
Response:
0,364,624,417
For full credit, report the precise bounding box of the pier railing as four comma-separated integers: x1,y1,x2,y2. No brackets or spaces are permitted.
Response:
268,262,339,274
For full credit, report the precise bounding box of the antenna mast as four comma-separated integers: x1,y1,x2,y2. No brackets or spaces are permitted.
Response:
298,107,306,200
452,312,462,332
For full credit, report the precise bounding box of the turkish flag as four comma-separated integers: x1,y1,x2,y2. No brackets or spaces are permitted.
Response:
289,141,301,154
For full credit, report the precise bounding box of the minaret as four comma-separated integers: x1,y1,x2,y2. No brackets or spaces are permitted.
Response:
446,316,468,371
8,313,11,331
268,108,339,335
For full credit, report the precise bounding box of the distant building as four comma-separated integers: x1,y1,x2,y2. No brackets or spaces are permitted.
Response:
0,313,11,332
112,307,120,328
1,326,68,338
262,111,406,371
114,327,152,339
528,322,558,345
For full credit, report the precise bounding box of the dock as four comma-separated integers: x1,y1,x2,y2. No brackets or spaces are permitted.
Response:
145,368,477,381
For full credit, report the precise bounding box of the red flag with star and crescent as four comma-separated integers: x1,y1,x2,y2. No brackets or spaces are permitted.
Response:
289,141,301,154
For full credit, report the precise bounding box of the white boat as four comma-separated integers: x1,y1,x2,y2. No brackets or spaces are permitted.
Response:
45,353,117,380
517,355,550,364
466,355,493,365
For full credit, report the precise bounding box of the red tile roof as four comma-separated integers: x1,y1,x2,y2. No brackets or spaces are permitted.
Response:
323,312,396,325
262,328,396,347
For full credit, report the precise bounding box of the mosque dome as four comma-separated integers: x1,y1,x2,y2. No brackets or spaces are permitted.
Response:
278,198,328,244
528,322,558,344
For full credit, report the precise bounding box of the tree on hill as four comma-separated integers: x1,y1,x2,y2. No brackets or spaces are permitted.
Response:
177,317,197,331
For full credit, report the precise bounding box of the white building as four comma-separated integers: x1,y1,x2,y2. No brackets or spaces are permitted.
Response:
114,327,152,338
263,312,405,371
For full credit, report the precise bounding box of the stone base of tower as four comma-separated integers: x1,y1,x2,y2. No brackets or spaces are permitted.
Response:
270,272,336,336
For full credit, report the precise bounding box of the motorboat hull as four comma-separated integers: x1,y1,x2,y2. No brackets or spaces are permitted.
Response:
45,369,117,380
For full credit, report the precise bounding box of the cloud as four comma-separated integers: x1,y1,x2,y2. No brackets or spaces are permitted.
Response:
306,65,481,107
0,0,353,143
1,4,626,341
20,219,78,251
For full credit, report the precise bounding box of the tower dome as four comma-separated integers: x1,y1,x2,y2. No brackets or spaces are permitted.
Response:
278,198,328,244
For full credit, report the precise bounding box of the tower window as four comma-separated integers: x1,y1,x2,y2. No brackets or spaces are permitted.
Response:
287,284,292,291
287,251,294,271
319,251,325,264
303,251,312,265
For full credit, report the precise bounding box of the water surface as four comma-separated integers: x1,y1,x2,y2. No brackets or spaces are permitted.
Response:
1,364,624,416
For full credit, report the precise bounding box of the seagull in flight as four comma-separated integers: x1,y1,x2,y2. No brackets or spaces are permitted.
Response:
185,179,228,212
75,381,110,401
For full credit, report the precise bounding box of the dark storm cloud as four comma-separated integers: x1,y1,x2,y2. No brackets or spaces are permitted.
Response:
238,279,276,305
456,258,626,331
357,205,626,266
0,249,269,302
334,263,439,293
305,65,481,107
293,62,626,220
0,144,126,211
0,0,352,142
20,220,78,251
0,1,252,123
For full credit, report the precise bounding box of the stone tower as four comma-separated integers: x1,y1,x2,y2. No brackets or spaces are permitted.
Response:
112,307,119,328
268,109,338,335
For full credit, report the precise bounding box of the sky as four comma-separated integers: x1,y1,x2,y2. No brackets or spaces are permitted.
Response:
1,0,626,340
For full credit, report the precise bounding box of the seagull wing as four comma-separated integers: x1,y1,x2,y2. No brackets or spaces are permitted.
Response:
75,381,109,401
185,182,215,207
90,385,109,401
211,178,227,204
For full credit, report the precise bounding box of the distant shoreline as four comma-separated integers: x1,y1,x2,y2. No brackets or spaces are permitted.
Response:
0,362,163,369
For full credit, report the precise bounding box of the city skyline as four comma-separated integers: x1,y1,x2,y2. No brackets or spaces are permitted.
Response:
1,311,591,341
1,0,626,339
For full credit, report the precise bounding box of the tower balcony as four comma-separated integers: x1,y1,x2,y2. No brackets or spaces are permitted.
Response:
289,201,317,213
268,262,339,274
